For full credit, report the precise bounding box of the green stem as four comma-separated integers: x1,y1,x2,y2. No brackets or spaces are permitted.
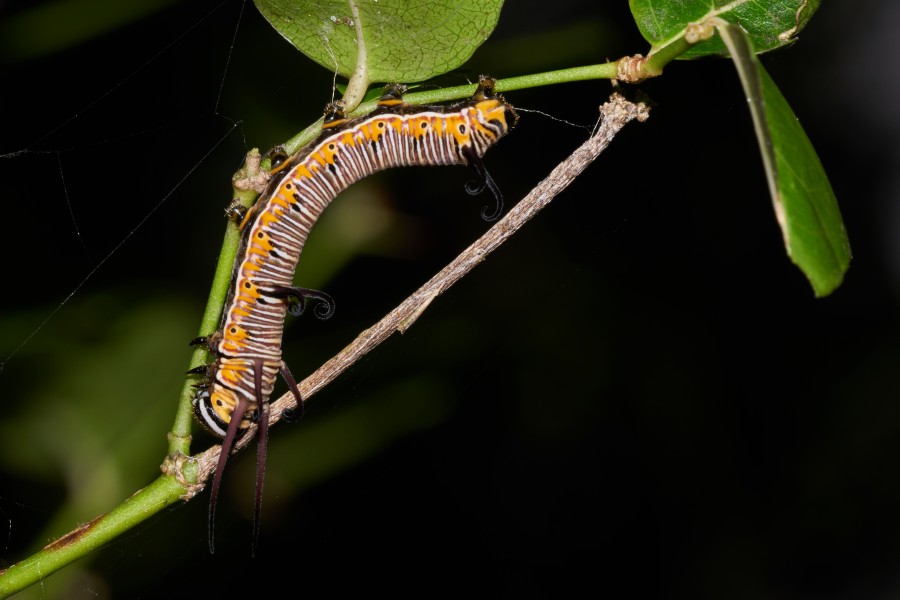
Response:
167,217,242,454
645,34,693,75
167,154,265,456
283,62,620,154
495,64,621,92
0,476,186,598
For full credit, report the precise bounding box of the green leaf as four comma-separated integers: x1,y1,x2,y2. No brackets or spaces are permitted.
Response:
717,21,850,297
253,0,504,83
629,0,820,59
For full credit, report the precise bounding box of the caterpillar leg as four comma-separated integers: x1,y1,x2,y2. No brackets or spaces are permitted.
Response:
225,199,262,232
263,144,290,174
472,75,498,101
267,285,336,320
322,101,348,130
187,335,220,377
377,83,409,108
188,335,215,349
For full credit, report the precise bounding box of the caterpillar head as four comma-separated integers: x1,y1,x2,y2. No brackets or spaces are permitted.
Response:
193,384,252,438
472,75,519,137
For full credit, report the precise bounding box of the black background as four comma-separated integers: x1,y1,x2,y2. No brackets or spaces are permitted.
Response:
2,1,899,598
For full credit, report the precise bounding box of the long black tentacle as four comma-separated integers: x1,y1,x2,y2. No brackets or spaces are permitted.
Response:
267,285,336,320
208,394,249,555
279,362,304,423
252,358,267,557
461,146,503,222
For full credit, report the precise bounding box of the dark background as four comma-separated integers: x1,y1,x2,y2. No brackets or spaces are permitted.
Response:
1,1,899,598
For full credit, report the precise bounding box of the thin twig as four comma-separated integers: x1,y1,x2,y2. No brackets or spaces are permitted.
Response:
194,92,650,483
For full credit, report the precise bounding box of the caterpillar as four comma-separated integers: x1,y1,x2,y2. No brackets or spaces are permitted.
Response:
189,76,517,553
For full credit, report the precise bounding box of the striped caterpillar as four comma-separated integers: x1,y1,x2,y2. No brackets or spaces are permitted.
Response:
189,77,516,552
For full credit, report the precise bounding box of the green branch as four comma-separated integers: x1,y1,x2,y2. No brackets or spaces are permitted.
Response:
0,476,186,598
283,62,621,154
168,150,268,457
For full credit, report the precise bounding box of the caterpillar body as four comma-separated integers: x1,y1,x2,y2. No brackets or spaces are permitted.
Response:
190,77,516,552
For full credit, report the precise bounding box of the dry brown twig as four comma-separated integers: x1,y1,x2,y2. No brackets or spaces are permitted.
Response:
194,91,650,483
